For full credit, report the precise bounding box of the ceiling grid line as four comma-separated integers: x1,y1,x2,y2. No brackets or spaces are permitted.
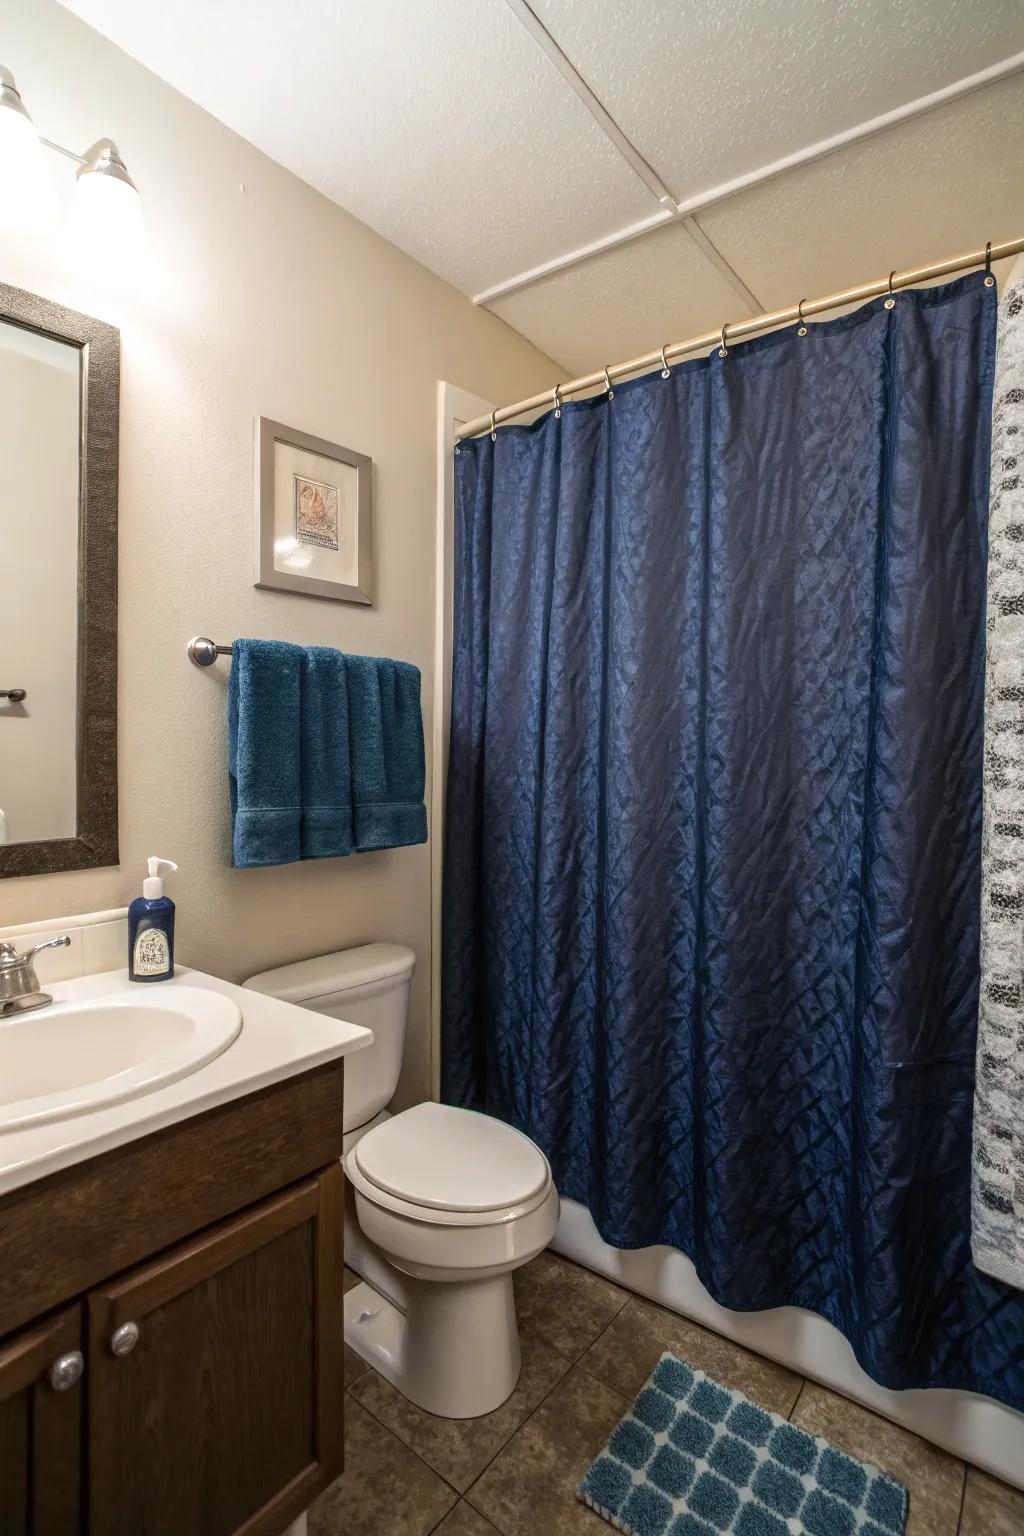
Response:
60,0,1024,375
500,0,764,313
501,0,676,207
678,216,762,312
475,40,1024,307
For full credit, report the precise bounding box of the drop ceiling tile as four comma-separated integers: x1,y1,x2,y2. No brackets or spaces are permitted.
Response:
697,73,1024,309
61,0,658,295
487,221,756,377
533,0,1024,204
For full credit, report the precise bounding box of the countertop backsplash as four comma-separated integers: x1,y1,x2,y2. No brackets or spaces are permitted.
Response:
0,908,129,982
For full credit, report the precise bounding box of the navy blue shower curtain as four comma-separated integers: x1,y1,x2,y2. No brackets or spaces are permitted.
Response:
443,273,1024,1409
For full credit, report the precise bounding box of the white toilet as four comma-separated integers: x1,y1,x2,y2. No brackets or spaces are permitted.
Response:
244,945,558,1419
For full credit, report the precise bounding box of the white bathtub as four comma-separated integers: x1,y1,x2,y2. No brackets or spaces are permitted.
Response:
552,1195,1024,1490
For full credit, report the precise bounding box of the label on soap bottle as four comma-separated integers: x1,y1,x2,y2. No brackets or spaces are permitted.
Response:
133,927,170,977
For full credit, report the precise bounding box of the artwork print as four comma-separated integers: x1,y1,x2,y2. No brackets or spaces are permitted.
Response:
256,416,372,604
294,473,340,551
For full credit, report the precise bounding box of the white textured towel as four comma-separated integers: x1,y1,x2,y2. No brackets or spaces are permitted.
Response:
974,258,1024,1289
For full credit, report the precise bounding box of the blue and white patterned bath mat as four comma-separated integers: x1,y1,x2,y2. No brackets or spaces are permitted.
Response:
577,1353,908,1536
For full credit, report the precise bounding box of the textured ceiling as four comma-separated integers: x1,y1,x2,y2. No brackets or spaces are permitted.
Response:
496,73,1024,373
56,0,656,296
531,0,1024,201
698,72,1024,309
490,221,754,377
60,0,1024,380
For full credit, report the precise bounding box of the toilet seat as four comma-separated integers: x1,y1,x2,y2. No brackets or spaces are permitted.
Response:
347,1102,553,1227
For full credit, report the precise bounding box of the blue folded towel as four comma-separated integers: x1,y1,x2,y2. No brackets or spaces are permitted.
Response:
227,638,426,867
300,646,354,860
346,655,428,852
228,638,304,867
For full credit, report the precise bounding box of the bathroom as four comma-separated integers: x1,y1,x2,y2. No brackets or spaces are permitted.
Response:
0,0,1022,1532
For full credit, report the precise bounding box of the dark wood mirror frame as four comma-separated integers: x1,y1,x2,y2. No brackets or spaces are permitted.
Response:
0,283,119,878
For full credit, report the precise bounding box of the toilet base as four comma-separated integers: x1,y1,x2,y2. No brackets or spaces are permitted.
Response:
344,1273,522,1418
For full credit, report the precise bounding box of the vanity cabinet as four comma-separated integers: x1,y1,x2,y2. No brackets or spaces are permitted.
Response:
0,1306,83,1535
89,1165,343,1536
0,1060,346,1535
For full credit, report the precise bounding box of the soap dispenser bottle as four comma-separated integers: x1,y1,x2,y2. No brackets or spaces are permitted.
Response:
129,857,178,981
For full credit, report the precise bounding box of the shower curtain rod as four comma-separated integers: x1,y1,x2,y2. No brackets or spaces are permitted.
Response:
456,234,1024,442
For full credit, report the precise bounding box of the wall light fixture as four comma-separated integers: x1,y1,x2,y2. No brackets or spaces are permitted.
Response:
0,64,140,209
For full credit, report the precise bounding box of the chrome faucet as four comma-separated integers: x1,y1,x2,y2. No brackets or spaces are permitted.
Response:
0,936,71,1017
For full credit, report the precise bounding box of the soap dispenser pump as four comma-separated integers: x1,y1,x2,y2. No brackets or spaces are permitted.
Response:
129,857,178,982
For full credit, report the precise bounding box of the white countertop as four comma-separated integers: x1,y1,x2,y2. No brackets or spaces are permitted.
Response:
0,965,372,1197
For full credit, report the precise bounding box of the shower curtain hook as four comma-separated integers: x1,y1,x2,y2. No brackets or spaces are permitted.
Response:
603,365,614,399
797,298,808,337
984,241,995,286
660,344,671,379
884,270,896,310
718,322,730,358
490,410,497,442
552,384,562,420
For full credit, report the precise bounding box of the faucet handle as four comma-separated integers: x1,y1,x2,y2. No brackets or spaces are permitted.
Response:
24,934,71,962
0,935,71,968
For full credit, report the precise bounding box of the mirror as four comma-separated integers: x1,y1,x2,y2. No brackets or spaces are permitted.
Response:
0,283,119,877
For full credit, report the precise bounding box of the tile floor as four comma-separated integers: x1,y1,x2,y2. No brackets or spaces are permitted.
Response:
310,1254,1024,1536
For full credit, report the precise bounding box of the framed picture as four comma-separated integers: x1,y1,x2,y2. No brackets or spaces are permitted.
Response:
254,416,372,604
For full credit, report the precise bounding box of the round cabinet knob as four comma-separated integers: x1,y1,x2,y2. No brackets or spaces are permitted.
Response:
110,1321,140,1357
48,1350,84,1392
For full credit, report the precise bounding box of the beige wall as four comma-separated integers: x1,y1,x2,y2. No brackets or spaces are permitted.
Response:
0,0,557,1107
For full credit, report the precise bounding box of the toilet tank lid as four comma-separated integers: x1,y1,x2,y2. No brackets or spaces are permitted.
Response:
243,943,415,1002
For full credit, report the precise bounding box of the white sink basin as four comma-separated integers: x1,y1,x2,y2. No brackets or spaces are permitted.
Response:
0,985,243,1131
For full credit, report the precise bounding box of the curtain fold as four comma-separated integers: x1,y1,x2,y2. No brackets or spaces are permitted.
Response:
443,273,1024,1408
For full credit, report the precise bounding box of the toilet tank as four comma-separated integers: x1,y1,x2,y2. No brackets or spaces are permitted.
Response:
243,944,415,1133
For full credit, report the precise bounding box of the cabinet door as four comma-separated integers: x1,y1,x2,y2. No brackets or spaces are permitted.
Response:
0,1305,83,1536
88,1164,344,1536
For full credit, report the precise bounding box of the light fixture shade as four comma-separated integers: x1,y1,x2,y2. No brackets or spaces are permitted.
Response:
0,64,35,129
0,64,49,232
77,137,138,194
72,136,144,272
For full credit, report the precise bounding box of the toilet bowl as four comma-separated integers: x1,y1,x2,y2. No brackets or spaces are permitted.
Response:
346,1101,558,1416
244,946,558,1418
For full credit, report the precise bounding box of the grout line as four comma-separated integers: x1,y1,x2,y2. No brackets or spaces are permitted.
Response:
346,1334,574,1503
461,1333,576,1496
608,1280,635,1322
346,1376,466,1497
423,1493,463,1536
787,1378,808,1421
344,1260,637,1526
461,1277,635,1506
954,1462,968,1536
464,1487,506,1531
347,1277,998,1536
344,1388,466,1516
